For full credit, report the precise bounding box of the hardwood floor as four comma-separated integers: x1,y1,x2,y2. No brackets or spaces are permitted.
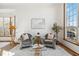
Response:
1,43,17,51
59,42,79,56
0,42,17,56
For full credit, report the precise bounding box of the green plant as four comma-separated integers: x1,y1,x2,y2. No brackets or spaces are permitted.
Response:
32,37,36,44
52,23,62,43
52,23,62,34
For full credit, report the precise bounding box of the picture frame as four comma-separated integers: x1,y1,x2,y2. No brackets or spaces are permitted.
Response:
31,18,45,29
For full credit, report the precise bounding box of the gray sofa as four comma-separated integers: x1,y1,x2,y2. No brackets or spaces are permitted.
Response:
44,33,56,49
19,33,32,49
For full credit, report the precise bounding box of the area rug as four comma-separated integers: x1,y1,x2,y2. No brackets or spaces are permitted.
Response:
10,45,71,56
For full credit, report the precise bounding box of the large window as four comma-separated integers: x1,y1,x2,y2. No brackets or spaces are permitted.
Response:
66,3,78,26
0,16,16,36
64,3,79,46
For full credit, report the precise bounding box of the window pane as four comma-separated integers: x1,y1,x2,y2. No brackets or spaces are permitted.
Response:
4,17,10,36
66,3,78,27
0,17,4,36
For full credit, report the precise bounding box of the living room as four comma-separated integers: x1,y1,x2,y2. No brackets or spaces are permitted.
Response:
0,3,79,56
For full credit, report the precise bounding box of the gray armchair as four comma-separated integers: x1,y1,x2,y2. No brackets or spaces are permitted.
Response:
44,33,56,49
19,33,32,49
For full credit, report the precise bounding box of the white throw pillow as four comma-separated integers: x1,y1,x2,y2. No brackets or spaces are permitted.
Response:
22,34,29,40
48,33,53,40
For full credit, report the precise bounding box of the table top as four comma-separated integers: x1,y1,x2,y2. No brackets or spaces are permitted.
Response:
32,44,44,49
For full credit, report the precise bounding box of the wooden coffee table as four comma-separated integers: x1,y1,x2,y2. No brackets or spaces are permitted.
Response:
32,44,44,56
34,46,41,56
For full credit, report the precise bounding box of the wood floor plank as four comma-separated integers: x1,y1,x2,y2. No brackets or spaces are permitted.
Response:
59,42,79,56
0,42,17,56
1,42,17,51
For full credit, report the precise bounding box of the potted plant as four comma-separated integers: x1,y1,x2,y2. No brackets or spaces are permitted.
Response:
52,23,62,44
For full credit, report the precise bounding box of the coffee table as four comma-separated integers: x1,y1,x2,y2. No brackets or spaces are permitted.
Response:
32,44,44,56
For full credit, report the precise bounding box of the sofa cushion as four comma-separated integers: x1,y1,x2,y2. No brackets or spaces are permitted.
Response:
45,40,52,42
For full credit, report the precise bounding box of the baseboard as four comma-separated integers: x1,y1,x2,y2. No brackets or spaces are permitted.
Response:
59,42,79,56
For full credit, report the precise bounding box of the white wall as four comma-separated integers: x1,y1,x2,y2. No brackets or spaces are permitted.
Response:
0,3,62,39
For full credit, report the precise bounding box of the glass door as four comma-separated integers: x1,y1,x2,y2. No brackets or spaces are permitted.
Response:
0,17,4,36
0,16,16,37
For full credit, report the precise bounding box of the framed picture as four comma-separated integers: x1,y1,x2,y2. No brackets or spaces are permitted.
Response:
31,18,45,29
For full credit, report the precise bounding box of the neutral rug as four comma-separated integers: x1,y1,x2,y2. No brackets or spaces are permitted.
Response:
10,45,71,56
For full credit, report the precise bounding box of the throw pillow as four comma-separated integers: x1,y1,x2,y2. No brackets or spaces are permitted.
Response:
22,34,29,40
47,33,53,40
